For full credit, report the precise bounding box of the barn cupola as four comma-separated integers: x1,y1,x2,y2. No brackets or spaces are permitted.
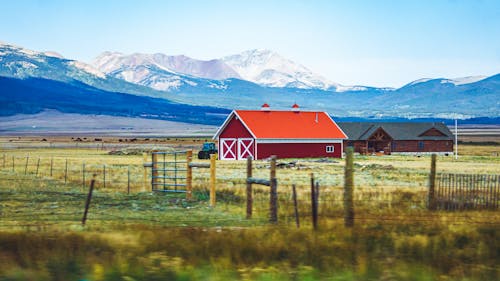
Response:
292,103,300,113
261,103,270,111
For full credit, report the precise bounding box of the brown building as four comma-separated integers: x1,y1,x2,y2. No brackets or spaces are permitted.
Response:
338,122,454,154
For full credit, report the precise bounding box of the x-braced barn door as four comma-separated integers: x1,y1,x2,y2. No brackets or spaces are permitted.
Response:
238,138,254,160
220,138,237,160
151,151,187,192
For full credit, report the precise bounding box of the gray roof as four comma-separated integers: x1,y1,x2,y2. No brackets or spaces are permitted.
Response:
338,122,454,141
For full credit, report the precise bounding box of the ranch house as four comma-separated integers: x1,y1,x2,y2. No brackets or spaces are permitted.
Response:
338,122,454,154
213,104,348,160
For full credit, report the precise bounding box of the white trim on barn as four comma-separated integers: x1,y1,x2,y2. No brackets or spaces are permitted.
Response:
212,111,236,140
213,110,257,140
220,138,237,160
324,113,349,141
232,111,257,139
237,138,254,160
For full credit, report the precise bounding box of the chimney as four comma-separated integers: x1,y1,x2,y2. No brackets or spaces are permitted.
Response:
315,112,318,123
261,103,270,111
292,103,300,113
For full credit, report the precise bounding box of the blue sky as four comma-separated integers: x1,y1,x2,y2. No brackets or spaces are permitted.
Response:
1,0,499,87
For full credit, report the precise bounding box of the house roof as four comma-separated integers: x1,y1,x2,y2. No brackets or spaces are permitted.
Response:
338,122,454,141
214,110,348,139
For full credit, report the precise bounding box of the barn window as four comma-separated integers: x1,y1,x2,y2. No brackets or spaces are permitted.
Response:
326,145,335,153
418,141,424,150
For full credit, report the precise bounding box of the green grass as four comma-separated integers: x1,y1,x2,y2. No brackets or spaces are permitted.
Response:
0,143,499,280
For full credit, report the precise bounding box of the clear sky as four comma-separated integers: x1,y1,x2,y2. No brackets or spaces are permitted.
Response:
1,0,499,87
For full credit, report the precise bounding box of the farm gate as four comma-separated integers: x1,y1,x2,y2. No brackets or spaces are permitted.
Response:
151,151,187,193
149,150,216,205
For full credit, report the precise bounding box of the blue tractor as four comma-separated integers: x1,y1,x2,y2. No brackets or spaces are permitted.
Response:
198,142,218,159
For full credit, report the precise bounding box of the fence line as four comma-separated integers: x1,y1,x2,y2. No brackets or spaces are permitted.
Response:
1,152,499,230
434,173,499,210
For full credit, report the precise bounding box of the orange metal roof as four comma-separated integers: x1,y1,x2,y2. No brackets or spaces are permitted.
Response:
234,110,347,139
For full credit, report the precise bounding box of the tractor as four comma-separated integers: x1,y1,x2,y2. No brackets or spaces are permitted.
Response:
198,142,218,159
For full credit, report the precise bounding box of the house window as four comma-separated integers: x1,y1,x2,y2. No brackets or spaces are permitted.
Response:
418,141,424,150
326,145,335,153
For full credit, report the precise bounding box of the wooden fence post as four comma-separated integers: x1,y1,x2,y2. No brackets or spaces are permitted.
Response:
246,156,253,219
311,173,318,230
270,155,278,224
344,147,355,227
50,157,53,177
292,184,300,228
316,182,320,223
82,174,96,226
12,156,15,172
428,154,437,211
24,155,29,175
186,150,193,200
143,152,148,192
35,158,40,177
64,159,68,184
210,154,216,207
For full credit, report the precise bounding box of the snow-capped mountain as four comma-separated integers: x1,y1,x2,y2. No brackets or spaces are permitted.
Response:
221,49,339,90
0,41,106,80
92,52,240,91
0,41,180,98
1,40,498,120
404,76,488,88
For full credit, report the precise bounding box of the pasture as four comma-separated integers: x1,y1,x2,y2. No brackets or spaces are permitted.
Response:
0,137,499,280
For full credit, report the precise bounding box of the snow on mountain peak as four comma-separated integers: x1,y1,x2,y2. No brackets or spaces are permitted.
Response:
221,49,337,89
0,41,109,80
43,51,64,59
406,78,433,86
448,76,487,85
68,61,106,79
92,51,240,81
406,75,489,87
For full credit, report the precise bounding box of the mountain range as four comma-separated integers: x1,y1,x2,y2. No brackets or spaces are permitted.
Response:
0,41,499,125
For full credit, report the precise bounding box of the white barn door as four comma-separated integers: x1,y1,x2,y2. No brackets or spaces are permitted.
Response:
237,138,254,160
220,138,237,160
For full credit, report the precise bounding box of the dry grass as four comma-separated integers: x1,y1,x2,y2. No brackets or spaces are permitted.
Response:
0,140,499,280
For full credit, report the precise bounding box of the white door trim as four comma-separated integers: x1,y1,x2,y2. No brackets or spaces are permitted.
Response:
237,138,254,160
220,138,237,160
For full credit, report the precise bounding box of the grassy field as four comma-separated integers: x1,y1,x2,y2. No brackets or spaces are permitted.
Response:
0,139,499,280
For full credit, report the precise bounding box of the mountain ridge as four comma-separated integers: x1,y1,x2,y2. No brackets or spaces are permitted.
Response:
0,41,498,120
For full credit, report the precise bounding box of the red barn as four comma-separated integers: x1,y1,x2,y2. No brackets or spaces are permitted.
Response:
213,104,347,160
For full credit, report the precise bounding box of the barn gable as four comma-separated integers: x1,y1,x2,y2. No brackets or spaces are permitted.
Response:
218,113,254,139
213,108,347,160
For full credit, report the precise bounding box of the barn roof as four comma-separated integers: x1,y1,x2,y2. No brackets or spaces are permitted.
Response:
338,122,454,141
214,110,348,139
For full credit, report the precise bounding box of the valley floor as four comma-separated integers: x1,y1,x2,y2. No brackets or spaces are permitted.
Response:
0,110,217,137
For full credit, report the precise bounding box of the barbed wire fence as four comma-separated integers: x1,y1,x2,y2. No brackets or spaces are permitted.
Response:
0,150,498,229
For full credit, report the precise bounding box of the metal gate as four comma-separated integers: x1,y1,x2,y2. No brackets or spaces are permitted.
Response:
151,151,187,192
